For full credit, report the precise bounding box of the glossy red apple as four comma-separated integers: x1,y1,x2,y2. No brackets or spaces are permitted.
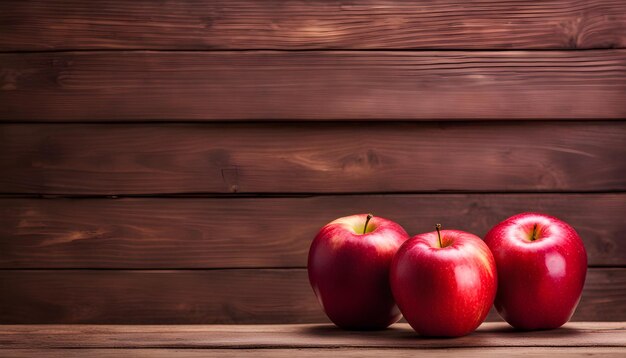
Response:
390,225,497,337
308,214,409,330
484,212,587,330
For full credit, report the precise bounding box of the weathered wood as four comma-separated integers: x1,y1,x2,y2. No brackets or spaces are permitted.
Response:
0,269,623,324
2,348,626,357
0,194,623,269
1,122,624,194
0,322,624,348
1,51,625,120
1,0,625,50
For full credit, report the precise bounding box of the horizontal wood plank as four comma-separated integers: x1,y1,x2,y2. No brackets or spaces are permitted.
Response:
0,194,623,268
0,269,623,324
0,322,624,348
1,0,625,50
3,348,626,358
1,122,624,194
1,51,625,120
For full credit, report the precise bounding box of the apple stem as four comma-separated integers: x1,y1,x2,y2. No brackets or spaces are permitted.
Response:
531,223,538,241
363,214,374,234
436,223,442,248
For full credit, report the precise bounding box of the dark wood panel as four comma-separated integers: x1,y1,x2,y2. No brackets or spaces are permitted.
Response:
0,194,623,269
1,0,625,50
1,51,625,120
1,323,624,349
0,269,622,323
1,122,624,194
3,348,626,358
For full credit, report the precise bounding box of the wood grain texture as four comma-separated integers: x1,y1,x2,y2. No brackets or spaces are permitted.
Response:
1,51,626,120
1,0,625,50
1,122,624,194
0,194,624,269
2,347,626,358
3,348,626,358
0,269,623,324
0,322,625,348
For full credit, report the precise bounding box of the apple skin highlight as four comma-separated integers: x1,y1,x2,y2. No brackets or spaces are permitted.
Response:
308,214,409,330
485,212,587,330
390,228,498,337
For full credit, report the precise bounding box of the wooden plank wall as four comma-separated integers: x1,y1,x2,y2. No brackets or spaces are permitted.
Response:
0,0,625,324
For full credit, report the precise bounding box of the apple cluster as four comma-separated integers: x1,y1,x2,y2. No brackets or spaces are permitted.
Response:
307,212,587,337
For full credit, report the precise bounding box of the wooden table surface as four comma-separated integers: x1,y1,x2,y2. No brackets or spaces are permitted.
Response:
0,322,624,357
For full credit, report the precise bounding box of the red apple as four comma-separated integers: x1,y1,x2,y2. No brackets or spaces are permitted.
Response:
484,212,587,330
390,225,497,337
308,214,409,330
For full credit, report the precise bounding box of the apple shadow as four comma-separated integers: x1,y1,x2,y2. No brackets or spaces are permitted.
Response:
479,324,585,337
303,324,492,348
302,322,586,346
303,323,415,339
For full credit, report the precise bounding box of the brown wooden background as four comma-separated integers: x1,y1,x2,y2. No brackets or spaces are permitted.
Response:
0,0,625,324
